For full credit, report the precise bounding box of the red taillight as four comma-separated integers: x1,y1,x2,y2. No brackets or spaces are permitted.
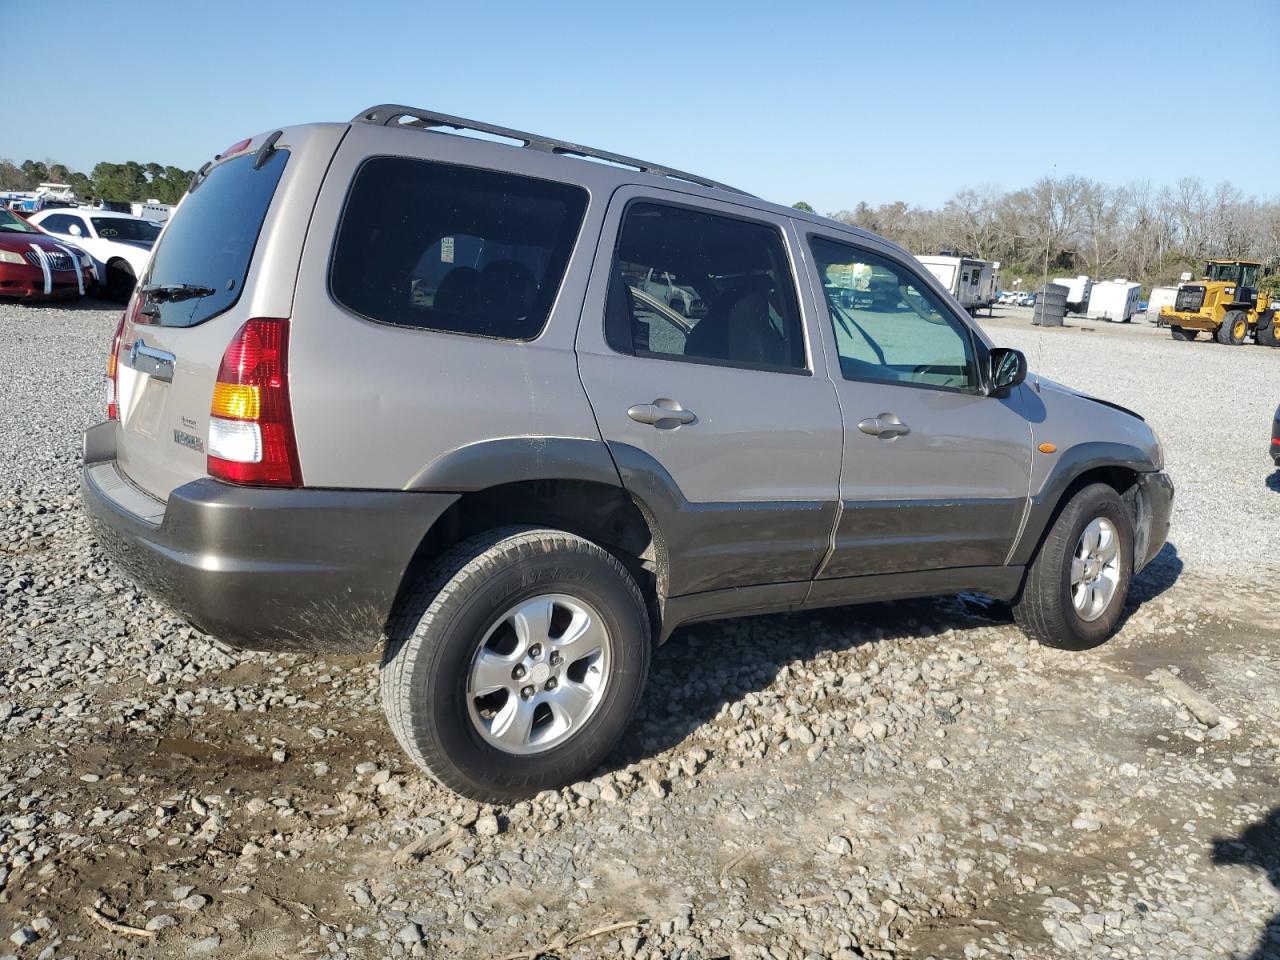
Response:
106,312,126,420
206,318,301,487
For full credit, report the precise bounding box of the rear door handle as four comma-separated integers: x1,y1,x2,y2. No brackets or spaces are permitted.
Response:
627,398,696,428
857,413,909,438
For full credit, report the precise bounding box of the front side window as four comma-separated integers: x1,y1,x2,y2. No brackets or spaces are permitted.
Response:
810,236,978,391
605,202,805,371
330,157,588,341
1240,264,1258,289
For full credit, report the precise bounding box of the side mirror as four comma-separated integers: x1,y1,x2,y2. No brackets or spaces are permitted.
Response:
68,224,82,237
988,347,1027,396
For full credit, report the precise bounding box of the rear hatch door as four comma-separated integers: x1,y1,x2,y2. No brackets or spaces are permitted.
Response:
113,125,345,500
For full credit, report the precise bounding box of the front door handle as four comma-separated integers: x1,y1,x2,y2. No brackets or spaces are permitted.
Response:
627,398,696,428
857,413,910,438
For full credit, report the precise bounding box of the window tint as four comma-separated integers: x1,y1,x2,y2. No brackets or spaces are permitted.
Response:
0,210,39,234
330,158,588,341
142,149,289,328
92,217,160,244
38,214,72,234
810,237,978,391
605,202,805,371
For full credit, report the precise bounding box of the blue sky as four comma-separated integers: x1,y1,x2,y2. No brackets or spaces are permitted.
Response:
6,0,1278,212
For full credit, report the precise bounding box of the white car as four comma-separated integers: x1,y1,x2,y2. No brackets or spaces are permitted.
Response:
28,209,161,301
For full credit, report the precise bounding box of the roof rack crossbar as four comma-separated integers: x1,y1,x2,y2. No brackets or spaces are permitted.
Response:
351,104,752,196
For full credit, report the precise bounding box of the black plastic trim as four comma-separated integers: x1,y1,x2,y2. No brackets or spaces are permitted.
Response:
805,564,1024,608
1009,441,1161,567
406,436,622,492
660,565,1024,641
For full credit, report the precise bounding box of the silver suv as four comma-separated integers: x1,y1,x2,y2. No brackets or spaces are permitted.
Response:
83,104,1173,801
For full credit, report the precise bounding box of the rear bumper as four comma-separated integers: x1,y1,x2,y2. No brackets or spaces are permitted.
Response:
81,421,458,653
1135,471,1174,572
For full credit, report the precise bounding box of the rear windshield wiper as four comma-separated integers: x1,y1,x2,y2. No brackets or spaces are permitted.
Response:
141,283,216,302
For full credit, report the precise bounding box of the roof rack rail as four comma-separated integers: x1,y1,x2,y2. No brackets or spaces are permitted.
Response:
351,104,752,197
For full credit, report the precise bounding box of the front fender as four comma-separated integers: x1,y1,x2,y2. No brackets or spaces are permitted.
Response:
1008,440,1161,567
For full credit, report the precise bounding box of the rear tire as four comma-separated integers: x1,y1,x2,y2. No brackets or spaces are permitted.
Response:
1216,310,1247,345
381,526,651,801
1170,325,1196,341
1256,313,1278,347
1013,483,1134,650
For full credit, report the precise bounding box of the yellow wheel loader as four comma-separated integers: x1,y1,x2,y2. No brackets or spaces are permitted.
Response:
1159,260,1278,346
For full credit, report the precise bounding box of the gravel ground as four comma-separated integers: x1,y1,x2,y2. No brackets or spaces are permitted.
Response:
1,300,1278,960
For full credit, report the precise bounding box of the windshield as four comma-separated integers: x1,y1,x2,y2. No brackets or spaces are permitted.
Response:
0,209,39,234
141,149,288,327
91,217,162,245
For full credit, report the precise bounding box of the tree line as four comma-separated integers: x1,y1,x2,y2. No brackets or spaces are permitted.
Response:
0,158,195,205
795,176,1280,294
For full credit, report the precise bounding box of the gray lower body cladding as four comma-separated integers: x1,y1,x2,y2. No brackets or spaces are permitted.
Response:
81,422,457,653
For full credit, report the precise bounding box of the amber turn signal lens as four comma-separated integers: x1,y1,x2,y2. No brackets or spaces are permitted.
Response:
1038,442,1058,454
211,382,261,421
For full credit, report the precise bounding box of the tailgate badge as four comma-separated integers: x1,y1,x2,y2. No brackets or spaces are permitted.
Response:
173,429,205,453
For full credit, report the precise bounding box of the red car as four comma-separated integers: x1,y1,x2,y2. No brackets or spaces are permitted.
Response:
0,207,95,302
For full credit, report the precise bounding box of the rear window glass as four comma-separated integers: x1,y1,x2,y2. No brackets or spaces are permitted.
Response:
329,157,588,341
141,149,289,328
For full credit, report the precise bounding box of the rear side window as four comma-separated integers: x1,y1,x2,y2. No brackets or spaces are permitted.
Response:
605,202,806,372
142,149,289,328
330,157,588,341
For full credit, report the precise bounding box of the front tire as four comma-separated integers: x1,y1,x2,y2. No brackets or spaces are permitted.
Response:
1013,483,1134,650
381,527,651,801
1216,310,1247,345
106,260,135,303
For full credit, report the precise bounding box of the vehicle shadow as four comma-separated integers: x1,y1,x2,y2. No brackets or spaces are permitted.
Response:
610,594,990,768
1129,541,1183,605
1266,471,1280,494
1211,808,1280,960
609,542,1184,772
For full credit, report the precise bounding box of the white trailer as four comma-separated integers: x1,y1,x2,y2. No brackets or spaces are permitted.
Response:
1085,279,1142,323
974,261,999,314
1053,275,1093,314
1147,285,1178,325
130,200,175,223
915,255,988,314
